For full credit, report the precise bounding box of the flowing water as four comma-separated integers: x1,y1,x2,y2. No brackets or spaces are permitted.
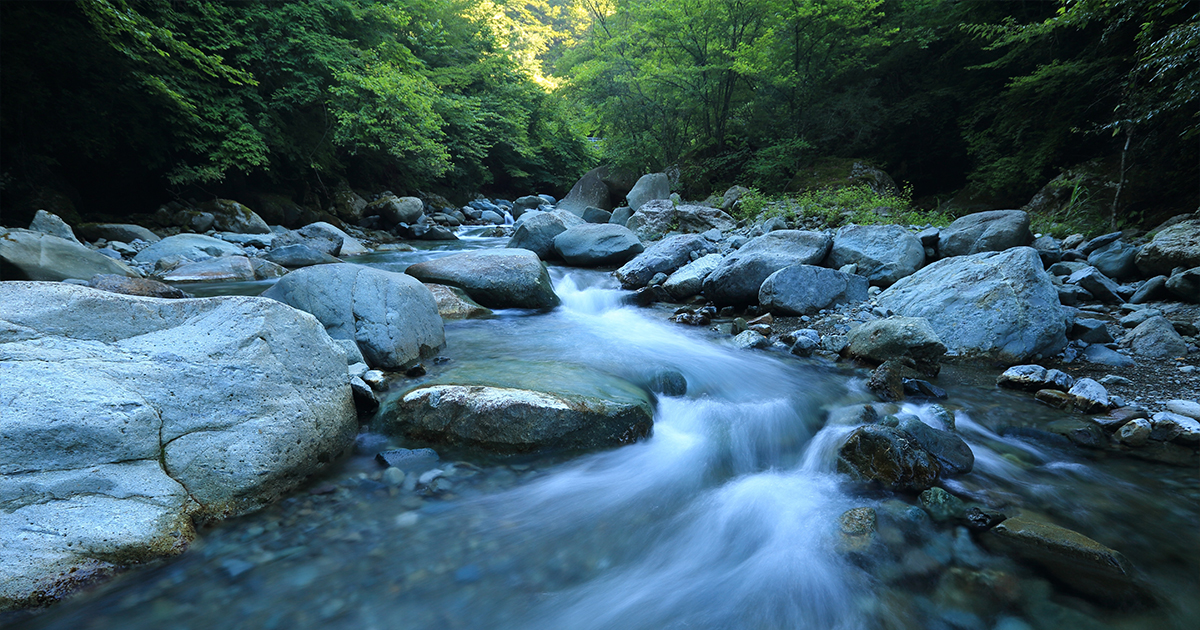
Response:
9,233,1198,630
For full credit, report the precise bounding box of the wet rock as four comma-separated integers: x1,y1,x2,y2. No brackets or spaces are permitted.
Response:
758,264,869,315
937,210,1032,258
133,233,243,266
919,488,966,522
903,379,947,399
1124,316,1187,358
1134,218,1200,276
263,264,445,369
350,376,379,413
1117,418,1152,446
480,210,505,225
615,234,714,288
647,368,687,396
2,228,139,281
964,507,1007,531
0,282,356,609
877,247,1067,363
662,253,723,300
733,330,771,350
1067,267,1124,304
846,317,946,364
1094,406,1147,431
1045,418,1108,448
827,404,879,426
702,230,832,306
996,364,1075,392
837,425,941,492
837,507,877,555
1068,378,1110,413
1151,412,1200,443
508,211,570,260
382,467,406,487
261,244,342,268
1166,267,1200,303
86,274,190,299
1165,399,1200,420
827,224,925,287
868,360,906,402
1034,389,1073,409
159,255,257,283
375,448,440,472
405,249,560,309
898,416,974,475
424,283,492,320
982,516,1148,605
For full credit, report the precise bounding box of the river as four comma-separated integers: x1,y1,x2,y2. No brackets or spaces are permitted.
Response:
11,229,1199,630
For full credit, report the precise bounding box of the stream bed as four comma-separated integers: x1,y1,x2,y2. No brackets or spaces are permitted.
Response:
10,234,1199,630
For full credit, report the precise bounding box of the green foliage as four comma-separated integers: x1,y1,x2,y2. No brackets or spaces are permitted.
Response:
733,184,951,229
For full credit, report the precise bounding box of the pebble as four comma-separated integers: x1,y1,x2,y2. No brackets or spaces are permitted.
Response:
1098,374,1132,387
362,370,387,389
382,467,406,486
1117,418,1152,446
1068,378,1110,413
395,512,420,528
418,468,444,485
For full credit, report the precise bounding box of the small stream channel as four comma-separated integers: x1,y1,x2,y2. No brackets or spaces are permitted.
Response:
12,231,1199,630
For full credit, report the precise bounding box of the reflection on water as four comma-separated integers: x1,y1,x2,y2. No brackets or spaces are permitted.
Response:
10,244,1198,630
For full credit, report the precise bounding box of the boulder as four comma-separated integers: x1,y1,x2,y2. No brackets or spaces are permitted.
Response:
198,199,271,235
625,173,670,211
511,195,544,218
983,517,1148,604
582,207,613,224
1082,344,1135,367
262,264,445,369
29,210,79,243
625,199,736,240
845,317,947,363
328,188,368,223
508,212,570,260
759,265,869,316
662,254,724,300
1067,267,1124,304
424,283,492,320
553,224,644,267
405,249,560,309
158,256,257,283
1087,240,1138,280
285,222,367,257
827,224,924,287
261,244,342,268
384,362,653,453
1032,235,1063,266
702,230,833,306
86,274,190,299
837,425,941,492
1130,276,1171,304
133,233,243,266
1,229,139,281
1166,267,1200,303
609,206,634,226
0,282,356,610
558,166,614,216
898,416,974,475
615,234,715,289
937,210,1032,258
366,195,425,228
1135,219,1200,276
481,210,506,225
877,247,1068,363
76,223,161,245
1124,316,1187,358
996,365,1074,392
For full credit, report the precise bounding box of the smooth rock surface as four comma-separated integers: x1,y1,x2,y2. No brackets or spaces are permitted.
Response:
159,256,256,283
625,173,670,211
261,244,342,268
827,224,924,287
938,210,1032,258
263,264,445,369
405,249,560,309
615,234,715,289
553,224,644,267
845,317,947,363
86,274,190,299
1124,316,1187,358
77,223,161,245
29,210,79,243
837,425,940,492
759,265,868,316
1,229,139,281
133,233,243,266
662,254,724,300
508,212,570,260
877,247,1067,363
424,283,493,320
1135,219,1200,276
703,230,832,306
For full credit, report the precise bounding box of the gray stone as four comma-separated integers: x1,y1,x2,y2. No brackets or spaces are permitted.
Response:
647,368,687,396
1087,240,1138,280
159,256,256,283
1151,411,1200,443
366,195,424,228
996,365,1075,391
1032,235,1062,266
1067,267,1123,303
609,206,634,226
508,212,570,260
1,229,139,281
1135,218,1200,276
261,244,342,267
626,173,670,211
76,223,160,245
29,210,78,243
217,232,276,248
759,265,869,316
1048,261,1089,276
625,199,736,240
0,282,356,610
405,249,560,309
133,233,243,266
511,195,544,218
1165,399,1200,420
1082,344,1135,367
898,416,974,475
732,330,771,349
877,247,1068,363
1125,316,1187,358
481,210,506,225
662,254,724,300
375,448,439,472
1068,378,1110,413
1119,308,1161,328
702,230,832,306
1117,418,1152,446
937,210,1032,258
553,224,644,267
1130,276,1170,304
558,166,614,216
582,206,612,224
845,316,946,363
1056,284,1092,306
827,224,924,287
293,222,367,256
837,425,940,492
1166,267,1200,303
263,264,445,369
615,234,715,289
86,275,190,299
1070,318,1113,344
919,487,967,521
424,283,492,320
199,199,271,234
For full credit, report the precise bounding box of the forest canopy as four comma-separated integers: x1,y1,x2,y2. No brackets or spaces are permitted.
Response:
1,0,1196,223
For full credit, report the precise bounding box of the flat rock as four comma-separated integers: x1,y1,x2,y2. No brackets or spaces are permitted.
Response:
759,264,869,315
133,233,243,266
937,210,1032,258
261,244,342,267
263,264,445,369
424,283,492,320
877,247,1067,363
159,256,257,283
1165,399,1200,420
1,229,139,281
405,249,559,309
86,274,190,299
